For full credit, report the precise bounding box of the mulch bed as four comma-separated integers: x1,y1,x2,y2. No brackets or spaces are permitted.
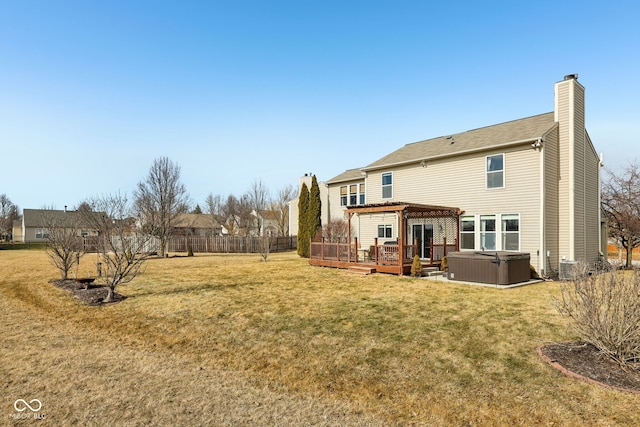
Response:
538,341,640,393
52,279,127,306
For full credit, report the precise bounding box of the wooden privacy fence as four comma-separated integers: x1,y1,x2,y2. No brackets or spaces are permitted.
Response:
166,235,297,253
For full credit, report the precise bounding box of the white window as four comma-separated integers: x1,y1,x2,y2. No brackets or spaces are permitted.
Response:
359,183,365,205
349,184,357,205
382,173,393,199
460,216,475,250
486,154,504,189
501,214,520,251
480,215,496,250
35,228,50,239
340,186,347,206
378,224,393,239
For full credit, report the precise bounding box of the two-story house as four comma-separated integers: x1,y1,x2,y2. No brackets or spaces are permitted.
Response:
309,75,605,276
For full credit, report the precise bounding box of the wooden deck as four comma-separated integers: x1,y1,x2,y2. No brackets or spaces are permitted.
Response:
309,238,456,276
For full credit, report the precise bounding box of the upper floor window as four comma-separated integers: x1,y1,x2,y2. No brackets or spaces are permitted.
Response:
340,186,347,206
359,183,365,205
382,172,393,198
349,184,358,205
486,154,504,189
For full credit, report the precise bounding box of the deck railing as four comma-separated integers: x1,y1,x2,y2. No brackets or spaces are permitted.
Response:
310,237,458,275
310,239,357,262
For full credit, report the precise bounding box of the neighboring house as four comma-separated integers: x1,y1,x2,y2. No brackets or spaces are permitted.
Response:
288,173,330,236
12,219,23,242
172,213,224,236
16,208,101,243
257,209,283,237
310,75,605,276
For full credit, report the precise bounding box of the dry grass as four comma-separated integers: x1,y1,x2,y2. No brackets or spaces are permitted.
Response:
2,250,639,426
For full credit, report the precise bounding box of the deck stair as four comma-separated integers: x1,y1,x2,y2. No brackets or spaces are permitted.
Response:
423,266,445,278
348,265,376,275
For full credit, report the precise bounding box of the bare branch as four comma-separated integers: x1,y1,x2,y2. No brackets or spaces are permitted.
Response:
134,157,189,257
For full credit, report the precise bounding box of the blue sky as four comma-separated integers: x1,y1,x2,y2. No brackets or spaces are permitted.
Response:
2,1,639,211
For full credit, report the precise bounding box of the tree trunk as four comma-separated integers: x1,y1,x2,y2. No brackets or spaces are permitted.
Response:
627,246,634,269
103,286,114,303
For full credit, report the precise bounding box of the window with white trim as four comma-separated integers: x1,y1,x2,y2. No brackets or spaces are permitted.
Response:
340,186,347,206
35,228,50,239
349,184,357,205
480,215,496,250
382,172,392,199
486,154,504,189
359,183,365,205
460,216,475,250
501,214,520,251
377,224,393,239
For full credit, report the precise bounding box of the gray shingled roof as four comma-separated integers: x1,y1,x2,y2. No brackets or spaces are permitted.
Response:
362,112,557,171
22,208,104,228
326,168,366,184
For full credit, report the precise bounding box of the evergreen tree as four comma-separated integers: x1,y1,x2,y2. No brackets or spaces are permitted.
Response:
308,175,322,240
297,182,310,257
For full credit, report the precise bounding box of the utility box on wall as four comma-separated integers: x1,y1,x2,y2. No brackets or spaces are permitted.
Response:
447,251,531,285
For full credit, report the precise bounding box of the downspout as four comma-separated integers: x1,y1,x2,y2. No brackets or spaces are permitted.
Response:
598,153,604,260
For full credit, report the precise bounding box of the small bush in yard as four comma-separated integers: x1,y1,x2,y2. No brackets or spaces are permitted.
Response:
411,255,423,277
553,264,640,369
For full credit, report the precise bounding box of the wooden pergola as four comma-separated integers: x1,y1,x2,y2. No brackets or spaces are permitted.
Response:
310,202,462,275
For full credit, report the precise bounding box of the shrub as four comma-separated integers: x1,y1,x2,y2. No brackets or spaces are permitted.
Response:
530,264,540,279
441,256,448,272
553,265,640,369
411,255,423,277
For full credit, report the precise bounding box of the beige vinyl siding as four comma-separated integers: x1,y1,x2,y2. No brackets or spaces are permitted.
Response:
573,84,587,261
365,144,542,267
327,180,366,244
543,128,560,273
556,82,572,261
358,213,399,249
584,134,602,263
327,184,346,223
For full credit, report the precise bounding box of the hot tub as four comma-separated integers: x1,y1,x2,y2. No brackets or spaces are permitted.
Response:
446,251,530,285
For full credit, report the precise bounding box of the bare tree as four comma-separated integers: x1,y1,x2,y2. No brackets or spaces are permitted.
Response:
134,157,189,257
259,235,272,262
221,194,240,235
82,193,156,303
247,179,270,235
236,193,255,236
204,193,225,235
0,194,20,241
262,184,297,237
41,207,85,280
602,162,640,268
323,219,348,242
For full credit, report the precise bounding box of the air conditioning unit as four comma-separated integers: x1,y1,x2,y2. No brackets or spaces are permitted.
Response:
559,260,578,280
